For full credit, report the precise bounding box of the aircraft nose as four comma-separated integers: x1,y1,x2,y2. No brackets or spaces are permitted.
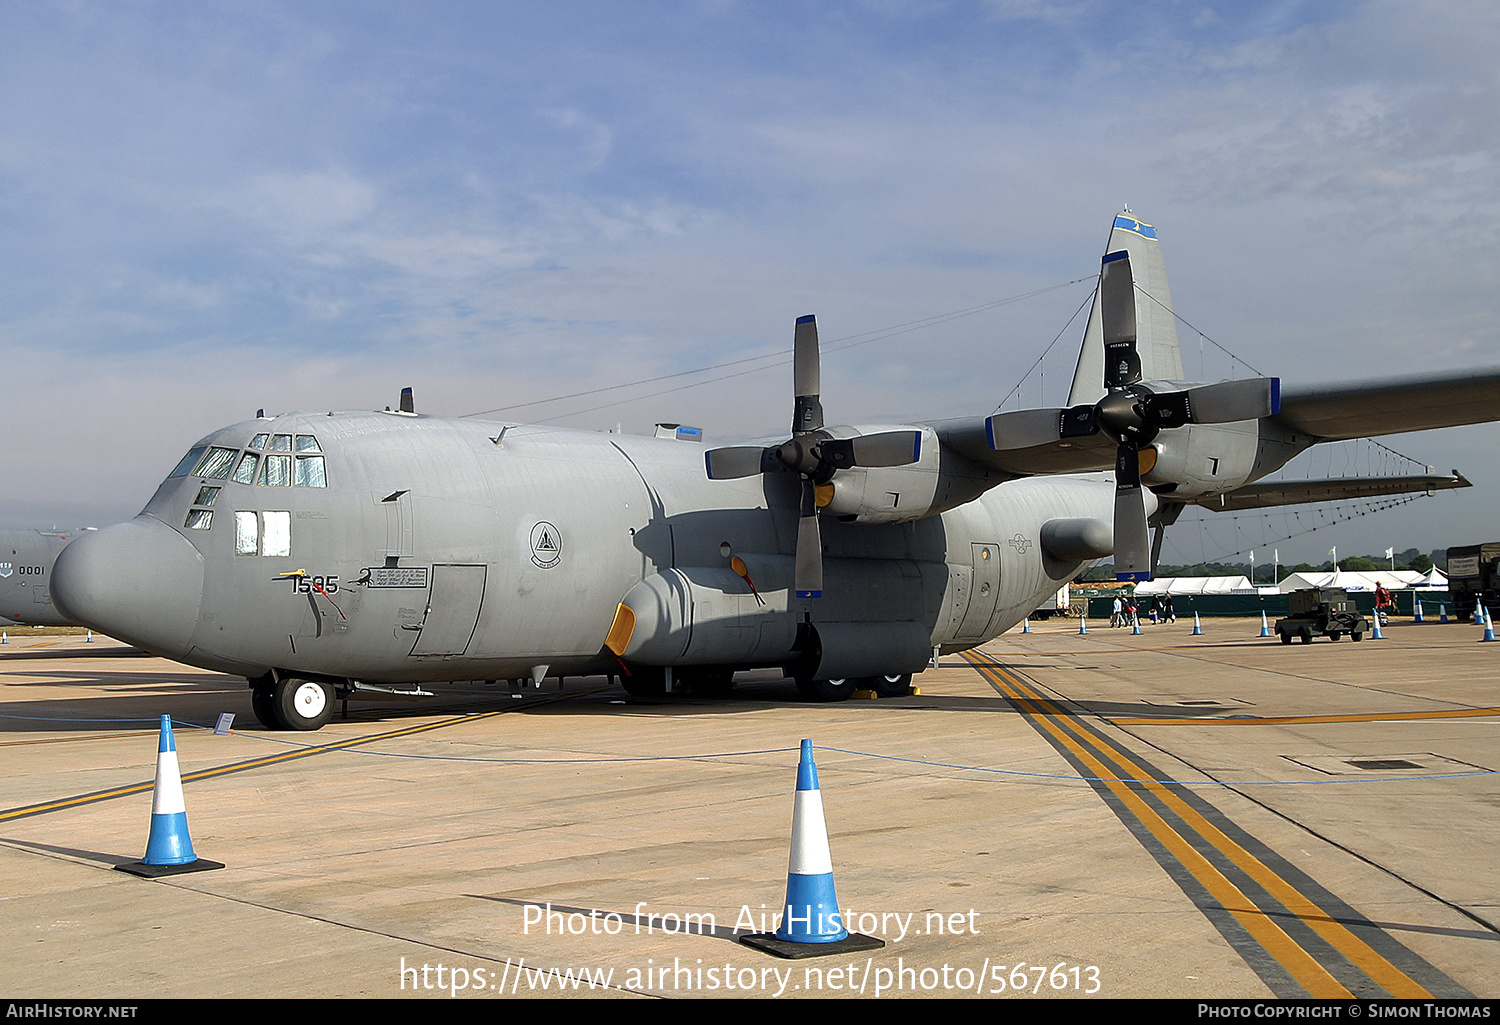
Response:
52,516,204,655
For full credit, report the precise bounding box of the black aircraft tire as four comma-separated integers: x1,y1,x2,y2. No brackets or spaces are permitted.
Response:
619,667,666,698
273,678,335,731
868,673,912,698
1352,632,1364,642
795,677,855,702
683,668,734,697
1329,631,1341,641
250,686,280,730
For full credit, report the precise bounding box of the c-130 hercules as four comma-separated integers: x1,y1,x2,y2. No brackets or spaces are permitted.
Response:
51,214,1496,730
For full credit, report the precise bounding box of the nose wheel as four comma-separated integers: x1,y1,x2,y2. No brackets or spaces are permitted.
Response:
250,677,336,730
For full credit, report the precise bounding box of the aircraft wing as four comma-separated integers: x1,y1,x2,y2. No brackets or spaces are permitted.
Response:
1183,471,1471,512
928,414,1118,476
1273,369,1500,442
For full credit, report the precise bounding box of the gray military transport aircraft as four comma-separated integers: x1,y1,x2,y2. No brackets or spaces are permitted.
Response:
50,213,1497,730
1,528,92,626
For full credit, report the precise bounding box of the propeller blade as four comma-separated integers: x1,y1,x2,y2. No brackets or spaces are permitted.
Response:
1100,251,1141,389
794,478,823,598
1113,442,1152,581
1180,378,1281,423
986,408,1066,450
705,446,776,480
819,430,922,470
792,314,824,436
1140,378,1281,431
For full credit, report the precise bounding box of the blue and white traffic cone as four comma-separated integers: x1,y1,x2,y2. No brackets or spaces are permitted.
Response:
1191,612,1203,636
144,715,197,865
1440,604,1449,624
1483,611,1497,643
1132,618,1142,635
118,715,223,877
1413,602,1424,624
1078,614,1088,636
1,631,6,644
1475,607,1485,625
739,741,884,958
1021,618,1030,634
774,741,848,944
1371,615,1385,640
86,630,94,642
1259,611,1271,637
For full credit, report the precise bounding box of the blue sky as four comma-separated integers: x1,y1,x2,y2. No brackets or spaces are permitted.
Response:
2,1,1496,565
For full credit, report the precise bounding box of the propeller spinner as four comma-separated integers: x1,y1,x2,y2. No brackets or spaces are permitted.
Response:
704,315,922,598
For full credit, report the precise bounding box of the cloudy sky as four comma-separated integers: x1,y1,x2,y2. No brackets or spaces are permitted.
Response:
1,1,1496,566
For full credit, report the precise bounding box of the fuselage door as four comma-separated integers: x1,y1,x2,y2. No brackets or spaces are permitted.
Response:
957,543,1001,638
409,563,487,656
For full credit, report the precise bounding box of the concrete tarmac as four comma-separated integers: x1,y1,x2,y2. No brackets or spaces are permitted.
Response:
0,618,1495,1000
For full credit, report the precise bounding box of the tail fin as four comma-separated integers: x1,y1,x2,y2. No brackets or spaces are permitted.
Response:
1067,213,1183,405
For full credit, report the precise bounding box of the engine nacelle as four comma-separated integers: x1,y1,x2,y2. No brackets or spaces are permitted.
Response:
1143,420,1260,500
820,424,943,524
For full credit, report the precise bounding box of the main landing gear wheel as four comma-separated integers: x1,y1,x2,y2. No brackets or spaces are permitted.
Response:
273,677,335,731
866,673,912,698
619,666,666,698
795,676,855,702
682,668,734,697
250,686,279,729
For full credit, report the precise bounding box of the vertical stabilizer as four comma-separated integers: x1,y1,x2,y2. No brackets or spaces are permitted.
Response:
1067,213,1183,405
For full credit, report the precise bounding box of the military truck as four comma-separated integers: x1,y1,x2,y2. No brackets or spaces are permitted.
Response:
1445,543,1500,622
1275,587,1369,644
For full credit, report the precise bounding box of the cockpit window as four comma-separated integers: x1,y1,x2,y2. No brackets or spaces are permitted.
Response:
192,447,239,480
232,453,258,485
169,447,208,478
184,509,213,530
295,435,321,453
294,455,327,487
194,486,221,506
269,434,293,453
249,433,270,450
259,454,292,487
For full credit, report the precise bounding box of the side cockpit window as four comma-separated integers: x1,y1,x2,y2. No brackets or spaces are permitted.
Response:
193,447,239,480
168,447,208,479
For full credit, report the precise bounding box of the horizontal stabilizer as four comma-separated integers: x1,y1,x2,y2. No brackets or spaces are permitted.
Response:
1186,471,1471,512
1275,369,1500,441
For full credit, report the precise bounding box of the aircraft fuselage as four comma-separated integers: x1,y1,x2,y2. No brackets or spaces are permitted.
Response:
52,410,1111,688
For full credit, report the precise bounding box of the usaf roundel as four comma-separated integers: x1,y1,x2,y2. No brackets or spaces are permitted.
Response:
529,521,562,569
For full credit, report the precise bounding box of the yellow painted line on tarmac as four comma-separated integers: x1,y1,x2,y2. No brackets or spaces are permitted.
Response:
0,694,582,824
965,651,1433,999
0,731,141,747
1110,707,1500,727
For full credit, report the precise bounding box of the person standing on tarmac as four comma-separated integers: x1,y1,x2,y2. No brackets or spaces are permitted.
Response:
1375,582,1393,625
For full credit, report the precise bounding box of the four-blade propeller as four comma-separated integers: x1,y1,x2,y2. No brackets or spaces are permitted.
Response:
986,251,1280,581
704,315,921,598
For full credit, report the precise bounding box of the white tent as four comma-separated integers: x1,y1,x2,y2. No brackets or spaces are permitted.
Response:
1135,576,1255,595
1274,570,1443,593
